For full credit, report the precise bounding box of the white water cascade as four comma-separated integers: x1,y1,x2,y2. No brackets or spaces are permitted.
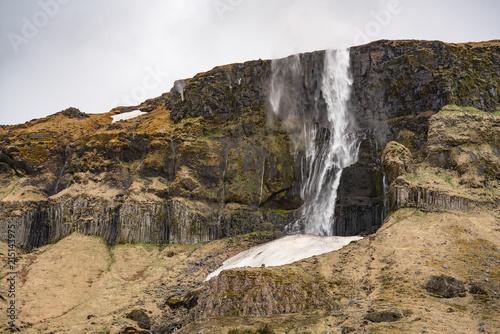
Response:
204,49,362,281
272,49,360,236
300,49,359,235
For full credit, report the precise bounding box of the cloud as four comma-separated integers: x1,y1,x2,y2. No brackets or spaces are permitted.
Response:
0,0,498,125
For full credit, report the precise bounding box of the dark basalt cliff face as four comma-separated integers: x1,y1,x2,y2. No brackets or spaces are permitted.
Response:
1,40,499,248
350,40,500,125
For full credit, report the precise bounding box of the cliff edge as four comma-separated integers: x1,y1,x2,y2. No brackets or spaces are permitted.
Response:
0,40,499,249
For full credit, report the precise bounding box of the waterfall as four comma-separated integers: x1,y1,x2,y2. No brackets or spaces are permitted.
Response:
270,49,359,236
301,49,358,235
53,162,67,194
381,173,390,226
259,157,265,205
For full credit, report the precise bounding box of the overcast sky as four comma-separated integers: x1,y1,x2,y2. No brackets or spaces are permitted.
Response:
0,0,498,125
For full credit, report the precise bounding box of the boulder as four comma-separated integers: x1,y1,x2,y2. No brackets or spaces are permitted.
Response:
119,327,149,334
425,275,466,298
183,286,204,309
469,283,488,295
364,309,403,323
166,296,183,309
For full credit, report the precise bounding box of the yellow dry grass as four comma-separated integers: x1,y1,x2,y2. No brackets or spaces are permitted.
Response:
0,232,276,333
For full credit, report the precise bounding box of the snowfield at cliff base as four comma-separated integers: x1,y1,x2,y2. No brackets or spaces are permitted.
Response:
205,234,363,281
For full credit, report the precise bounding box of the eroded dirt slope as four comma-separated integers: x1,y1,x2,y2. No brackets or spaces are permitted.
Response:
184,209,500,334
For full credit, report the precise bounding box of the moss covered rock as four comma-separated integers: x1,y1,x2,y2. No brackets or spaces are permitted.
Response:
427,106,500,186
192,267,333,318
382,141,413,184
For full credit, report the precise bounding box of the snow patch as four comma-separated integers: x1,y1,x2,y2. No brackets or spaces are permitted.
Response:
111,110,147,123
205,234,362,281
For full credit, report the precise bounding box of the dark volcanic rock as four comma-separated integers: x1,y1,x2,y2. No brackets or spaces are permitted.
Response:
335,138,386,235
350,40,500,133
469,283,488,295
191,267,333,318
387,185,471,212
364,309,403,323
426,275,466,298
182,287,204,309
0,196,291,249
169,60,271,123
385,104,499,213
166,296,183,309
60,107,89,119
126,309,151,330
119,327,148,334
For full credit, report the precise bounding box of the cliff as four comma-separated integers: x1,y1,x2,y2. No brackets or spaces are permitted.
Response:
1,40,499,249
0,100,297,248
384,105,500,213
1,39,500,334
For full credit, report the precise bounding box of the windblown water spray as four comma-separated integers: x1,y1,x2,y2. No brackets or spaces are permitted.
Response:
270,49,360,235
